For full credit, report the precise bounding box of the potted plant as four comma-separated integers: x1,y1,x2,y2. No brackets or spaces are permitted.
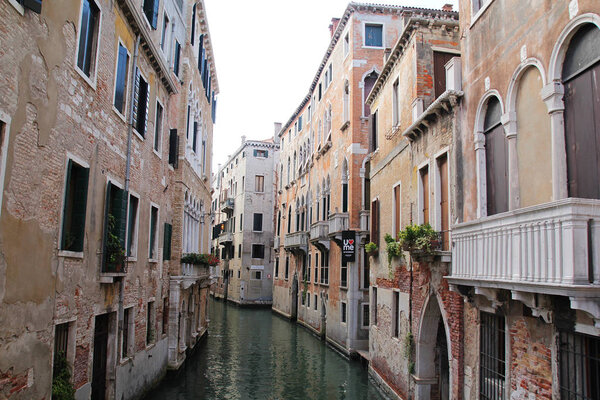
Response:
365,241,378,256
384,233,404,277
397,223,440,260
106,214,126,273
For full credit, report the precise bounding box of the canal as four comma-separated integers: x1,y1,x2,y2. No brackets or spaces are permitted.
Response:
146,298,385,400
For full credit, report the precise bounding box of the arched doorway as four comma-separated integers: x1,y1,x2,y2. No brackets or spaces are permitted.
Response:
291,272,298,320
483,97,508,215
415,295,450,400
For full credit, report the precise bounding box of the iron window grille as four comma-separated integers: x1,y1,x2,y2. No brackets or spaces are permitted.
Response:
559,330,600,399
480,311,506,400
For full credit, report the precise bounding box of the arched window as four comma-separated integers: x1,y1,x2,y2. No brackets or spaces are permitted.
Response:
341,158,349,213
562,24,600,199
343,80,350,122
296,198,300,232
484,97,508,215
363,71,379,117
293,151,297,181
287,157,290,185
287,205,292,234
301,196,306,231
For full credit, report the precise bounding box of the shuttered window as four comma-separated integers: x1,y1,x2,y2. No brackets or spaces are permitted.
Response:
433,52,455,98
143,0,159,29
77,0,100,77
192,121,198,153
393,184,401,239
163,223,172,260
126,195,138,257
365,24,383,47
173,41,181,77
190,4,196,45
133,69,149,137
102,182,127,273
154,101,163,152
255,175,264,192
438,154,450,250
168,129,179,168
421,165,430,224
251,244,265,259
253,213,263,231
484,97,509,215
370,198,379,246
113,44,129,114
60,160,89,252
149,206,158,260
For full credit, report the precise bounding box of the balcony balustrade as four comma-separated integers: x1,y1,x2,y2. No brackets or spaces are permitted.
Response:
221,198,234,213
328,213,349,235
181,263,210,278
284,231,309,252
218,231,233,245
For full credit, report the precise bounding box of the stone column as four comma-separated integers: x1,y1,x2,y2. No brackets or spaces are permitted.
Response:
502,112,520,210
541,82,568,200
474,131,487,218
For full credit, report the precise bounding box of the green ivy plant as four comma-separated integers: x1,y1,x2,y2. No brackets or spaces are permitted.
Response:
365,241,378,254
404,331,415,375
52,351,75,400
301,279,308,302
384,233,404,277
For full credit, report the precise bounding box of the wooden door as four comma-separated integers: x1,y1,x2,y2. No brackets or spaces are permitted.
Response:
91,314,109,400
434,52,455,98
564,62,600,199
438,154,450,250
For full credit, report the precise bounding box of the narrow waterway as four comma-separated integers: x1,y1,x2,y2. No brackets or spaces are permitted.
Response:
146,298,384,400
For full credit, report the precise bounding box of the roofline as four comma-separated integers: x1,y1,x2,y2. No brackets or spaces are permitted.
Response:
197,0,220,94
216,139,280,174
277,2,458,137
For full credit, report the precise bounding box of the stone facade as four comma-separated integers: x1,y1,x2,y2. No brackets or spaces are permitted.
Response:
0,0,218,398
211,135,280,306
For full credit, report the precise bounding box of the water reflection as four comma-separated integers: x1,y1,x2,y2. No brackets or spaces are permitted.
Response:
145,298,384,400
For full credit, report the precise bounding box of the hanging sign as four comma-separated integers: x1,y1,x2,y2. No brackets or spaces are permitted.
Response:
342,231,356,262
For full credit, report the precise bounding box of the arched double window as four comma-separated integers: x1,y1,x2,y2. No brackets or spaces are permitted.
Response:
484,97,509,216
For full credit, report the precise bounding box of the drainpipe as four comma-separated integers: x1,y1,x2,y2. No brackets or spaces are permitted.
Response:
118,34,140,374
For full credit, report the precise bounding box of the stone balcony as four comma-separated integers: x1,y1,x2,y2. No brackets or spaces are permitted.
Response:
181,263,210,278
310,221,330,251
284,231,308,253
328,212,349,244
218,231,233,245
448,198,600,324
221,198,234,213
359,210,370,233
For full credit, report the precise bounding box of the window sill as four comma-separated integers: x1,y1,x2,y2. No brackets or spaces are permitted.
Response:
145,342,156,351
112,106,127,123
58,250,84,259
7,0,24,15
119,357,132,366
363,45,384,50
340,286,348,291
153,148,162,159
133,129,145,142
127,256,137,262
148,259,158,263
74,65,97,91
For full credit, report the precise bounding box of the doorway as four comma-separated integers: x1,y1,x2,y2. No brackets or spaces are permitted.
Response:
91,313,109,400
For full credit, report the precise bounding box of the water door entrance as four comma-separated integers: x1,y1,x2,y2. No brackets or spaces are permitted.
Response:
91,313,109,400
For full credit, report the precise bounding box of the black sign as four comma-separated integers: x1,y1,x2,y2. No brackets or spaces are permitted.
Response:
342,231,356,262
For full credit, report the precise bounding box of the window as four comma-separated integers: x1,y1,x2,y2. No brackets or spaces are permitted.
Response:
254,149,268,158
142,0,159,29
433,52,455,98
559,330,600,399
472,0,491,14
237,270,240,278
363,249,370,289
314,294,318,310
307,254,311,282
344,32,350,56
484,97,508,215
393,183,401,239
341,261,347,288
420,165,430,224
113,43,130,115
60,160,89,252
365,23,383,47
253,213,263,231
168,129,179,168
307,292,310,308
154,101,163,153
437,154,450,250
363,71,378,117
163,222,172,260
251,244,264,259
103,182,127,273
341,302,347,323
370,110,378,152
285,256,289,280
371,288,377,325
77,0,100,78
162,298,168,335
160,13,169,52
320,250,329,285
480,312,506,400
126,194,139,258
238,244,241,258
370,198,379,246
53,322,70,361
239,214,243,231
361,303,370,328
252,271,262,280
134,69,149,137
255,175,264,192
173,41,181,77
146,301,155,345
149,205,159,260
392,78,400,126
122,307,132,358
343,80,349,123
392,291,399,337
314,252,318,283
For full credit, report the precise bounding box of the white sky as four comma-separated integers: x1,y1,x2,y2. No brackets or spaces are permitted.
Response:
204,0,457,171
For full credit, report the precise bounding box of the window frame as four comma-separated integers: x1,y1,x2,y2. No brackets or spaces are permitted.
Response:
74,0,102,88
133,67,150,141
112,38,131,119
343,31,350,58
125,192,140,260
58,154,90,257
361,303,370,329
251,244,265,259
392,181,401,240
341,301,347,324
160,11,170,55
153,98,164,156
418,162,431,225
252,213,263,232
0,115,10,220
121,306,134,360
148,203,160,262
255,175,265,193
363,22,384,48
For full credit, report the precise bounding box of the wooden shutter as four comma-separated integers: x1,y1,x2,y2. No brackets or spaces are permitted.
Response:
114,45,128,113
193,121,198,152
163,223,172,260
438,154,450,250
421,166,430,224
485,124,509,215
190,4,196,45
371,199,379,246
151,0,159,29
168,128,179,168
394,185,400,239
133,68,141,132
433,52,455,98
143,79,150,137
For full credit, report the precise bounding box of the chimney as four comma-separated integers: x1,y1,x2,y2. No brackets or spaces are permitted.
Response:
328,17,341,38
384,48,392,63
241,135,246,144
274,122,282,137
442,3,453,11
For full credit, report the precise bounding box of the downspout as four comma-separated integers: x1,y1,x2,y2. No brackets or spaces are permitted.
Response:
118,34,140,371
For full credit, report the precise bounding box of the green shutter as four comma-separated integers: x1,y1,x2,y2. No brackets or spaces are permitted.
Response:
70,164,89,252
163,223,172,260
102,183,113,272
149,207,157,259
60,160,73,250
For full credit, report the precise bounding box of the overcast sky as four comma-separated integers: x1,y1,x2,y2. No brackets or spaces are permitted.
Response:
204,0,457,171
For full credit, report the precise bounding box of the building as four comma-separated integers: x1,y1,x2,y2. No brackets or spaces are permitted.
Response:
272,2,426,357
0,0,218,397
364,6,461,399
211,134,279,305
446,0,600,399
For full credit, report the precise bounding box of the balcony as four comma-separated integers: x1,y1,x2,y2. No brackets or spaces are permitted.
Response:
310,221,330,251
181,263,210,278
449,198,600,323
360,210,370,233
218,231,233,245
221,198,234,213
284,231,308,253
328,212,349,235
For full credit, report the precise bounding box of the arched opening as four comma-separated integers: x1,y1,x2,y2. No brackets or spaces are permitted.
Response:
343,80,350,122
363,70,379,117
484,97,508,215
515,66,552,207
415,295,450,400
341,158,349,213
562,23,600,199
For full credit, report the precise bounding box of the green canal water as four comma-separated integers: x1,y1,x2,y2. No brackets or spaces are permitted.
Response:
145,298,385,400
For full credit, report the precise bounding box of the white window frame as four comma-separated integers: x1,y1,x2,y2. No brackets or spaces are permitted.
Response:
74,0,102,89
471,0,495,27
434,148,450,233
112,38,131,121
153,98,164,157
160,11,170,56
148,203,160,262
58,152,90,259
0,113,11,220
343,31,350,58
363,21,384,49
392,180,401,238
126,191,140,261
361,302,370,329
133,67,150,142
418,161,431,225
